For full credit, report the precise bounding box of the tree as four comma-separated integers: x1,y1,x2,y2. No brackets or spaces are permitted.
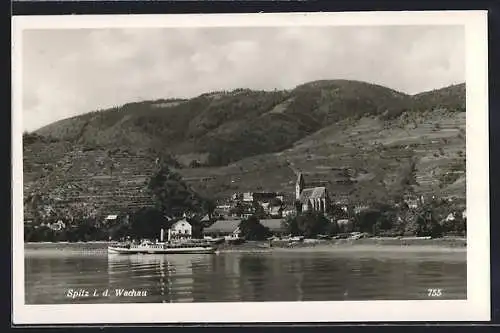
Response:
201,197,217,220
375,208,397,234
282,214,300,236
128,207,169,240
252,201,266,219
294,200,302,214
109,219,132,241
239,215,271,241
75,217,100,241
269,197,283,207
325,220,340,236
286,211,329,238
354,209,382,234
329,204,348,220
399,201,446,238
147,165,202,217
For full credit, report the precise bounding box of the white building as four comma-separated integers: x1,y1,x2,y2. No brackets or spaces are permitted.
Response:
243,192,254,202
103,214,118,225
49,220,66,231
168,218,192,240
445,213,456,222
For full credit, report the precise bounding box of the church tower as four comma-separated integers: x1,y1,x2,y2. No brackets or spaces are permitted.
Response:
295,173,305,200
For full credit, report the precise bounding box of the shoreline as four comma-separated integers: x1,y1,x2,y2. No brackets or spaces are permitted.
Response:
216,237,466,253
24,237,467,254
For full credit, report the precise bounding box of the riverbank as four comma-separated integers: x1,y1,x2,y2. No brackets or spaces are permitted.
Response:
216,237,466,253
24,237,466,255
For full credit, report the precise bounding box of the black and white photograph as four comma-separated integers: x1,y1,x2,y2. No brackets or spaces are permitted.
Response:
12,11,490,324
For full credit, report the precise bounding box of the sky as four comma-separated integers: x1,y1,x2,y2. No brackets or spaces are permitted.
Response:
21,25,465,131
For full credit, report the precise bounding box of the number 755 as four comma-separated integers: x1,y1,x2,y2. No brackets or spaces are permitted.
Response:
427,288,442,297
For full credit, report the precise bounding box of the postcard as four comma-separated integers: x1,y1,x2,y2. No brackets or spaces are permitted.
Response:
12,11,490,324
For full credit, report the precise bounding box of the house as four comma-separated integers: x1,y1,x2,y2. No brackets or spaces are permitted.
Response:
260,219,287,236
215,204,232,217
253,192,279,203
168,218,192,240
243,192,254,202
203,219,242,239
48,220,66,231
407,201,419,209
102,214,119,225
216,204,231,212
230,201,256,219
353,204,369,214
404,194,422,209
445,213,456,222
231,193,243,201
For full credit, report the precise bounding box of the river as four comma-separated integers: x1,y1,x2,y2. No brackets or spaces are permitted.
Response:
24,245,466,304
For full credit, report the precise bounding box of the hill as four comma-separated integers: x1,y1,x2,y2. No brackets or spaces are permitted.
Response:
412,83,465,113
23,80,466,219
35,80,413,166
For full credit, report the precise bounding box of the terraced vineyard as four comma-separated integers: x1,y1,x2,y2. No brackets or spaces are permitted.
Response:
23,146,159,219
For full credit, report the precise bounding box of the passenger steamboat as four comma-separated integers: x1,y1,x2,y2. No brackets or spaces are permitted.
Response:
107,228,218,255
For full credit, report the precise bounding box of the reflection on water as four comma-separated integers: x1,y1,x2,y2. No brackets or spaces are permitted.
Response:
25,251,466,304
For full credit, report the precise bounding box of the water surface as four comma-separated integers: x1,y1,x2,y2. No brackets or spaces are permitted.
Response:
25,247,466,303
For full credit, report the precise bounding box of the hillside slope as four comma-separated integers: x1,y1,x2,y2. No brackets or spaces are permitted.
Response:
35,80,412,166
24,80,466,218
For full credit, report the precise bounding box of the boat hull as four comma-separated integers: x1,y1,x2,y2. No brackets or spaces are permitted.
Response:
108,245,217,255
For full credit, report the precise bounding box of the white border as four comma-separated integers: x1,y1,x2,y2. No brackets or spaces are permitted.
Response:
12,11,490,324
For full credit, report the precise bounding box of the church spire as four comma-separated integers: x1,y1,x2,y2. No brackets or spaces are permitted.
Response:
296,172,305,200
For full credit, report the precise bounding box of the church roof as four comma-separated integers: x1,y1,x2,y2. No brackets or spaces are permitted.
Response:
299,187,327,202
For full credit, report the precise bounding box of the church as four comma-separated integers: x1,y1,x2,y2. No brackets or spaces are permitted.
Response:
295,173,329,213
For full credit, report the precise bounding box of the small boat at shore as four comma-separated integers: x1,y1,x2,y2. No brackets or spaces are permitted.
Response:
108,239,217,255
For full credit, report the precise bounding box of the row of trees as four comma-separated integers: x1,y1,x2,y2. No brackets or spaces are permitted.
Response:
24,206,210,242
25,198,466,242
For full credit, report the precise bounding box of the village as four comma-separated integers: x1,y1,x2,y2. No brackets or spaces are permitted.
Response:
101,172,466,245
25,165,467,246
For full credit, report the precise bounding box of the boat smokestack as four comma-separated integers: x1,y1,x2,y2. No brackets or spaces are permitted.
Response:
160,229,164,242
